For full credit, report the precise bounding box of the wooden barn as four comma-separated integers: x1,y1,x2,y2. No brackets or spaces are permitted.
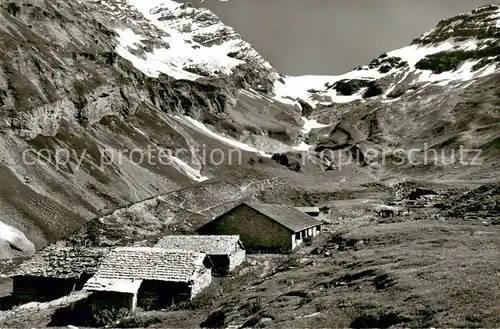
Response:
83,247,212,312
9,247,108,304
197,202,323,253
155,235,245,276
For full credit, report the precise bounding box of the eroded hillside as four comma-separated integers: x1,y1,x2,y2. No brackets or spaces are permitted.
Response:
0,0,309,254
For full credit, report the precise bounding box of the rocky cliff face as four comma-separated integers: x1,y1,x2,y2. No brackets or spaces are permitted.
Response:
414,4,500,45
0,0,299,256
0,1,499,257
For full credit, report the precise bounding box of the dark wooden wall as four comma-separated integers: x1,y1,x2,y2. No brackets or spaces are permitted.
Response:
90,291,133,312
209,254,231,276
12,276,77,303
138,280,191,310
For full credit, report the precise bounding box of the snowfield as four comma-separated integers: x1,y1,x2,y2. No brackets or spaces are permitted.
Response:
117,0,271,81
114,26,243,80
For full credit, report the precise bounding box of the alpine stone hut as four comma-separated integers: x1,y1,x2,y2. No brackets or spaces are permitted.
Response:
197,202,323,253
83,247,212,312
9,246,108,303
155,235,245,276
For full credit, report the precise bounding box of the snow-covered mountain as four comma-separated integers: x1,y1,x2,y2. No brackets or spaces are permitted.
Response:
86,0,277,83
78,0,500,109
0,0,499,258
274,4,500,106
0,0,291,257
90,1,500,107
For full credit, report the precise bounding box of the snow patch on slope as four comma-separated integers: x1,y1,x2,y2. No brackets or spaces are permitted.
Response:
127,0,180,12
172,116,272,158
388,41,454,66
418,60,478,86
496,7,500,27
273,42,455,106
478,62,498,77
133,126,146,136
116,27,143,48
0,221,36,255
301,117,329,134
293,142,314,152
273,71,380,106
391,41,500,85
169,156,209,182
268,117,330,152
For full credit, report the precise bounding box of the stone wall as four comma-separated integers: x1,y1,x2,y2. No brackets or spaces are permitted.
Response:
198,204,293,253
191,267,212,298
229,249,246,270
208,249,245,276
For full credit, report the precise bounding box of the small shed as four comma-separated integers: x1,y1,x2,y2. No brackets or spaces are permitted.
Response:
9,247,108,303
197,202,323,253
155,235,245,276
295,207,320,217
83,247,212,312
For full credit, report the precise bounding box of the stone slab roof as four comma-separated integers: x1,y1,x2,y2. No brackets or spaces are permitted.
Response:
155,235,243,255
10,247,109,279
84,277,143,294
244,203,322,232
86,247,207,284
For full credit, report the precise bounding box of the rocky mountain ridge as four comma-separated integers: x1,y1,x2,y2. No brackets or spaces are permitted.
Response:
89,0,278,83
0,0,303,258
0,0,498,259
274,4,500,106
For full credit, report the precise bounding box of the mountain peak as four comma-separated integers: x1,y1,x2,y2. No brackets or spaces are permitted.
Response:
84,0,276,81
413,4,500,45
127,0,185,13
